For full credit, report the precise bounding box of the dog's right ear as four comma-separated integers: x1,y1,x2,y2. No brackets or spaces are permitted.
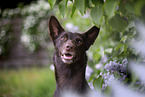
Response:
48,15,64,41
84,26,100,50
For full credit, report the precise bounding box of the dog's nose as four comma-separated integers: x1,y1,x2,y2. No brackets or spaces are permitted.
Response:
65,44,74,51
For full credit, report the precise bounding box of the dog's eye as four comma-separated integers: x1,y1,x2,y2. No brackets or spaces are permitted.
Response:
76,38,82,44
61,36,67,41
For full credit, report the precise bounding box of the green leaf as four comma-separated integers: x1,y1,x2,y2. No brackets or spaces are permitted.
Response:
93,77,103,90
125,3,134,14
115,43,124,51
104,0,118,19
70,4,76,18
103,86,112,96
93,49,101,61
70,0,73,2
91,0,104,5
48,0,56,9
85,0,90,8
59,0,68,17
109,14,128,31
114,72,121,79
91,5,103,27
134,1,145,16
119,3,127,15
123,45,128,53
131,71,138,86
91,0,98,5
120,45,125,54
120,36,127,43
93,52,101,61
105,48,113,54
74,0,85,15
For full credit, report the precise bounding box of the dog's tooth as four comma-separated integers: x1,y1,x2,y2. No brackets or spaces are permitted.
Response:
64,54,73,59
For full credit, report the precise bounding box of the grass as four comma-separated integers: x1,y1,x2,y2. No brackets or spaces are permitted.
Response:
0,67,55,97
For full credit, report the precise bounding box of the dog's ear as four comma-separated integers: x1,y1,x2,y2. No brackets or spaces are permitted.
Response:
84,26,100,50
48,15,64,41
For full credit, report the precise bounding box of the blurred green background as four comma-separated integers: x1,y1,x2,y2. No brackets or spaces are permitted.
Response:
0,68,55,97
0,0,145,97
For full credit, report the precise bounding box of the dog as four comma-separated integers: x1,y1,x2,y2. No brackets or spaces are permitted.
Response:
48,15,100,97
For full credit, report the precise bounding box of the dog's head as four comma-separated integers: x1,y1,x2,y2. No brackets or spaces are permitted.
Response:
49,15,100,64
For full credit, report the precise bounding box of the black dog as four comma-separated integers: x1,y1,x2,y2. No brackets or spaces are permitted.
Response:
48,15,100,97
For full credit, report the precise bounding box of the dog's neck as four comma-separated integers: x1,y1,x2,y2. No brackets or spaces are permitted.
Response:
53,53,88,93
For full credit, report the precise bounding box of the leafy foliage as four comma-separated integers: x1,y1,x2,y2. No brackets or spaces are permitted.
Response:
91,4,103,26
48,0,145,96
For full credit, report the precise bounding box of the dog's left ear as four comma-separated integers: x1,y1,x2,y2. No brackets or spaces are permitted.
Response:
48,15,64,41
84,26,100,50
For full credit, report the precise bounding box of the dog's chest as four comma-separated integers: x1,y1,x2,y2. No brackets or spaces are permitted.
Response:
57,72,84,90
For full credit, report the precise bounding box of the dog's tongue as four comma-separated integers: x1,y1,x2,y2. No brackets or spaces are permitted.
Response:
63,53,73,59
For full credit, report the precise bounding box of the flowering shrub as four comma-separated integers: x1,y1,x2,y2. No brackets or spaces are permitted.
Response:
48,0,145,96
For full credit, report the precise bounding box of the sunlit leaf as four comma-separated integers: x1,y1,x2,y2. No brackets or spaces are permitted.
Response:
48,0,56,9
91,5,103,27
120,36,127,43
104,0,118,19
59,0,68,17
70,4,76,18
105,48,113,54
74,0,85,15
93,52,101,61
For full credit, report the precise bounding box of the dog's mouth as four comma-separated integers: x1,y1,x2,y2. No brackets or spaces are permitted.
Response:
61,53,73,60
60,52,76,64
